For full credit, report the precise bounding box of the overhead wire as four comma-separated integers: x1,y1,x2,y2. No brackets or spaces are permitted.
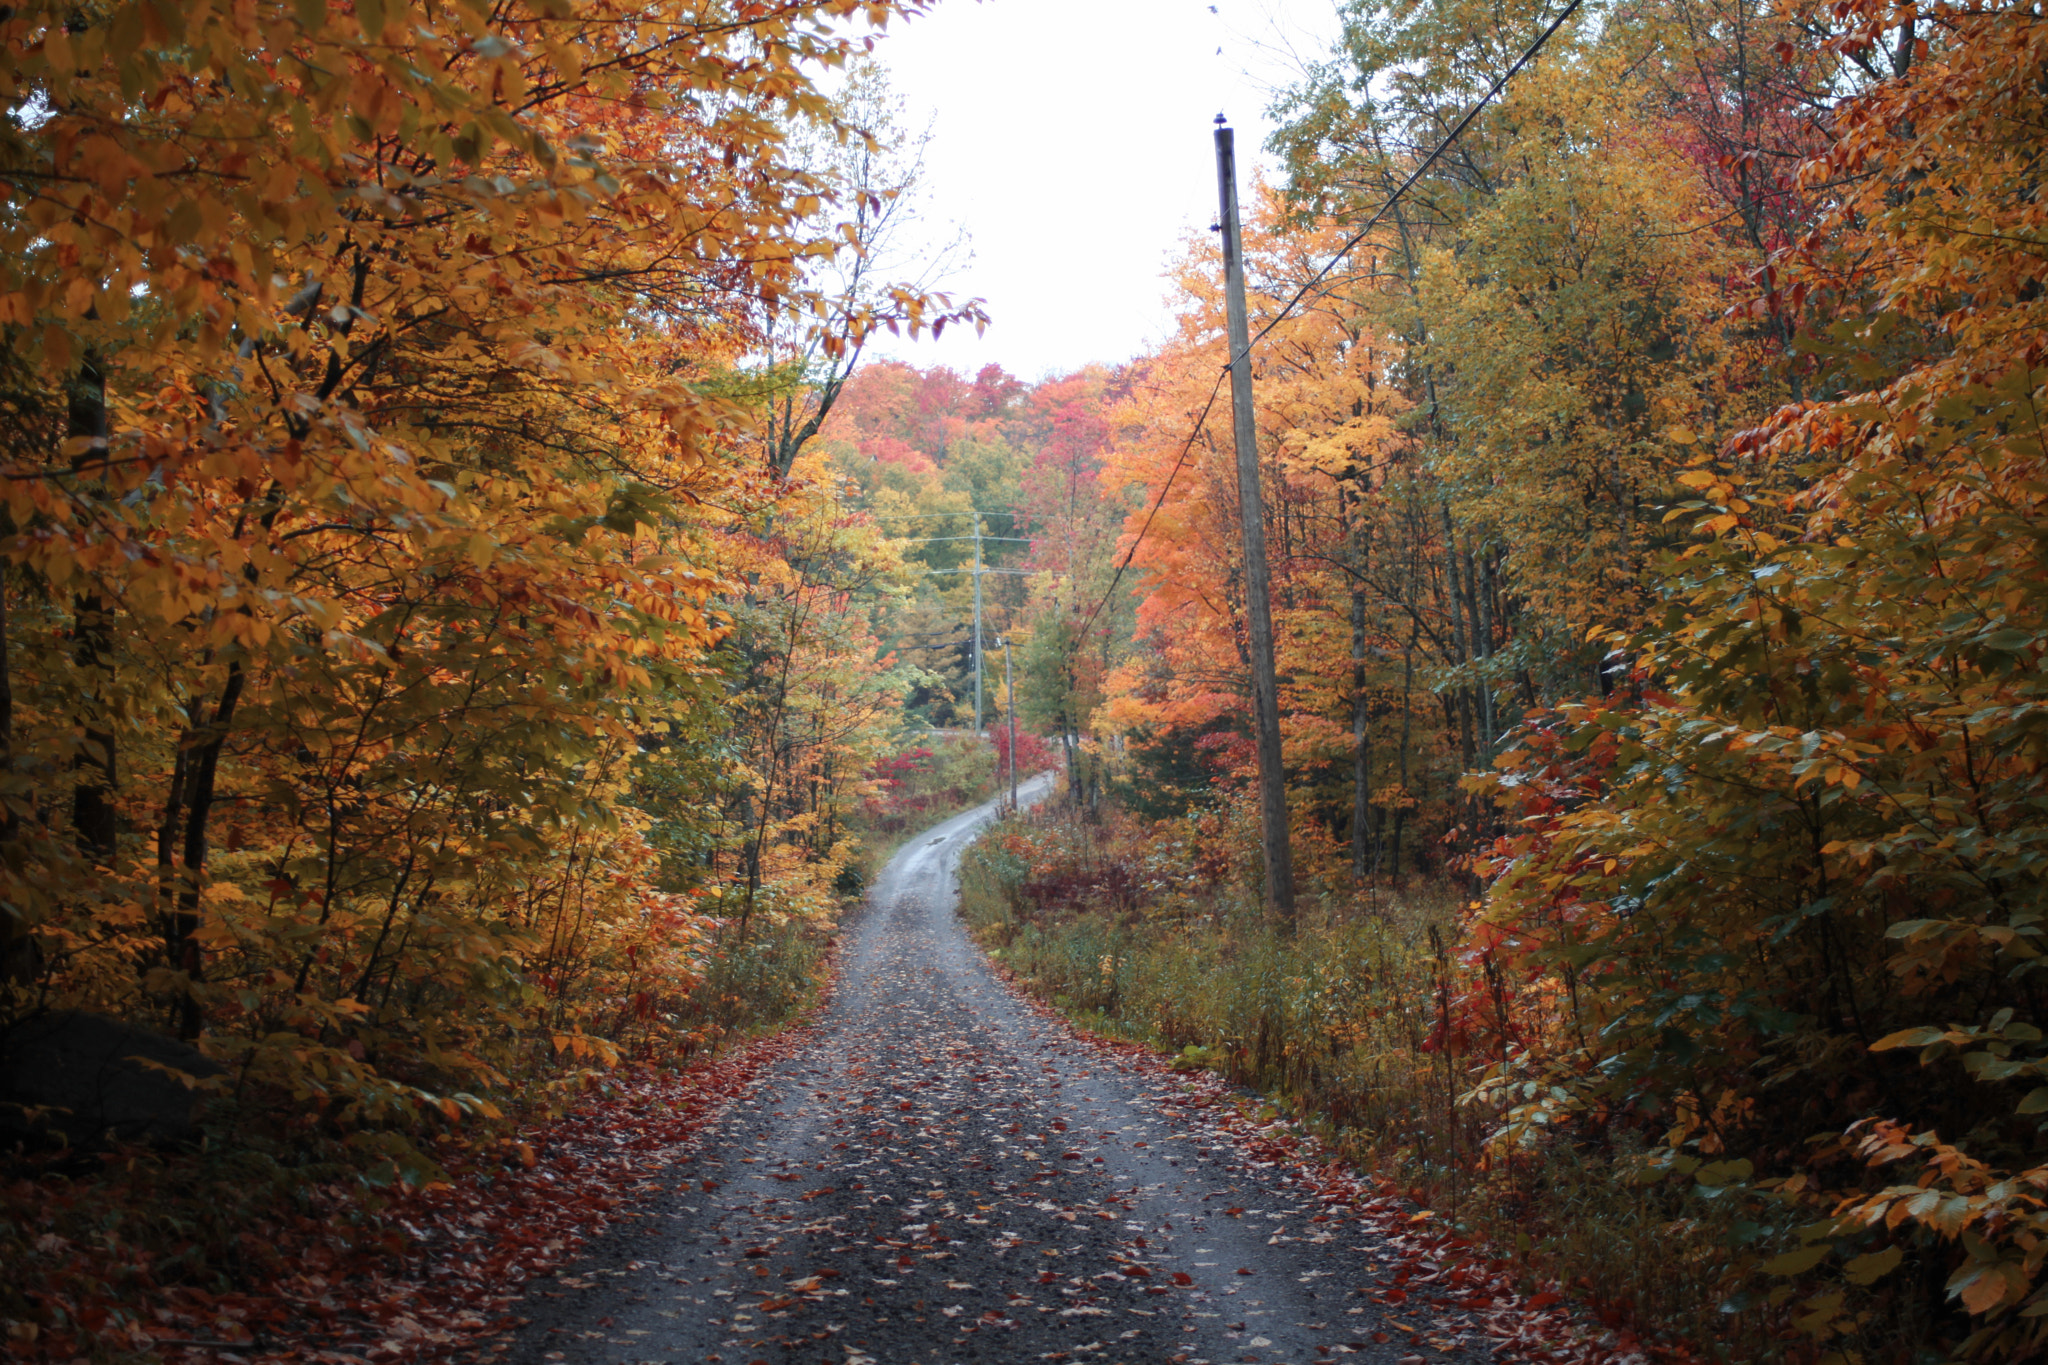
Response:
1238,0,1584,361
1063,0,1584,658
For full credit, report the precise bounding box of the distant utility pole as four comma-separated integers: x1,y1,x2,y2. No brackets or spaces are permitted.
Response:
1214,116,1297,925
906,523,1031,737
1001,636,1019,813
972,512,984,733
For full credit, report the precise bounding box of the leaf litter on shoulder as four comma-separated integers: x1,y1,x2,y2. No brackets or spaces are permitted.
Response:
4,1025,818,1365
1002,973,1710,1365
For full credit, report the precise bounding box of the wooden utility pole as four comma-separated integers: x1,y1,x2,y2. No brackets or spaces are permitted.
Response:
1214,117,1297,924
972,513,984,733
1003,636,1019,813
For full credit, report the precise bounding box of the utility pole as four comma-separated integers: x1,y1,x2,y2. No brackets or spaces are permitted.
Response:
1002,636,1019,813
904,524,1028,739
1214,115,1297,925
972,512,984,733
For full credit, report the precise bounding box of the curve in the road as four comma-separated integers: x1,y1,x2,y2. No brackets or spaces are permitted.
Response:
507,777,1470,1365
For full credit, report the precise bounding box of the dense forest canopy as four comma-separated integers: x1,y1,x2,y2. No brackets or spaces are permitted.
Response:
4,0,2048,1360
1045,0,2048,1356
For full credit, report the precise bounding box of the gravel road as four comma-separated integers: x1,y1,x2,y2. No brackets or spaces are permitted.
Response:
507,780,1473,1365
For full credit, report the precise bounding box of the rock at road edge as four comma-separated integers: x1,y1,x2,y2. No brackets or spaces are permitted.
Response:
0,1010,225,1147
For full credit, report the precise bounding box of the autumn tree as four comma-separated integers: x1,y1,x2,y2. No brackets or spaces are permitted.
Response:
0,0,958,1123
1458,1,2048,1355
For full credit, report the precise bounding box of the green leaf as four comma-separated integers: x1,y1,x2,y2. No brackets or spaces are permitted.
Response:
1872,1027,1944,1051
1696,1159,1754,1188
1844,1247,1903,1286
1764,1243,1833,1276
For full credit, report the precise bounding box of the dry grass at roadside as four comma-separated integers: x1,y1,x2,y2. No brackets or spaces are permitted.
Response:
958,803,1802,1364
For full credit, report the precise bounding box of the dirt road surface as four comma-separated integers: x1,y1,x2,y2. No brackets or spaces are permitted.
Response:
507,779,1475,1365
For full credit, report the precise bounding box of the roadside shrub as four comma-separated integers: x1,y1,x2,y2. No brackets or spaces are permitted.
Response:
848,734,998,848
959,803,1803,1362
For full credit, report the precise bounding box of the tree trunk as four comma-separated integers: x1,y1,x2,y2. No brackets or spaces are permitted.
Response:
170,661,245,1038
68,356,117,863
0,567,14,841
0,573,32,990
1439,504,1474,776
156,748,188,955
1394,627,1416,880
1468,543,1495,750
1350,584,1371,888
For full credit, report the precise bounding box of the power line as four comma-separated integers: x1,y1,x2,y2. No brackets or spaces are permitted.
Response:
1241,0,1583,362
1067,378,1228,649
866,511,1028,523
1064,0,1582,657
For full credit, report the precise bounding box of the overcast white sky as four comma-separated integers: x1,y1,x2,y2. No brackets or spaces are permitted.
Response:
856,0,1345,381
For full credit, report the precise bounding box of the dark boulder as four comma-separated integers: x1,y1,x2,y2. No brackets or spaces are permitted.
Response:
0,1010,224,1147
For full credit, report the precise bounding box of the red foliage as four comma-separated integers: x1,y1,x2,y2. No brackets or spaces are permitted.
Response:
856,737,997,839
867,747,935,791
860,434,936,475
991,726,1059,780
991,974,1711,1365
5,1025,818,1363
816,359,1028,470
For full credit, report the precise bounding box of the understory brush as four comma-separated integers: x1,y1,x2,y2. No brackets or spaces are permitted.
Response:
675,916,834,1057
0,909,834,1363
2,908,831,1365
959,801,1870,1364
844,732,1002,860
0,1057,783,1363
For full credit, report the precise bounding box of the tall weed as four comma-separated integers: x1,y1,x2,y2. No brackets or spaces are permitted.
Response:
960,804,1796,1362
844,733,1000,858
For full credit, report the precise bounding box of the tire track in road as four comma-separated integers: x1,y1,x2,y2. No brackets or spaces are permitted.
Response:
508,778,1472,1365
